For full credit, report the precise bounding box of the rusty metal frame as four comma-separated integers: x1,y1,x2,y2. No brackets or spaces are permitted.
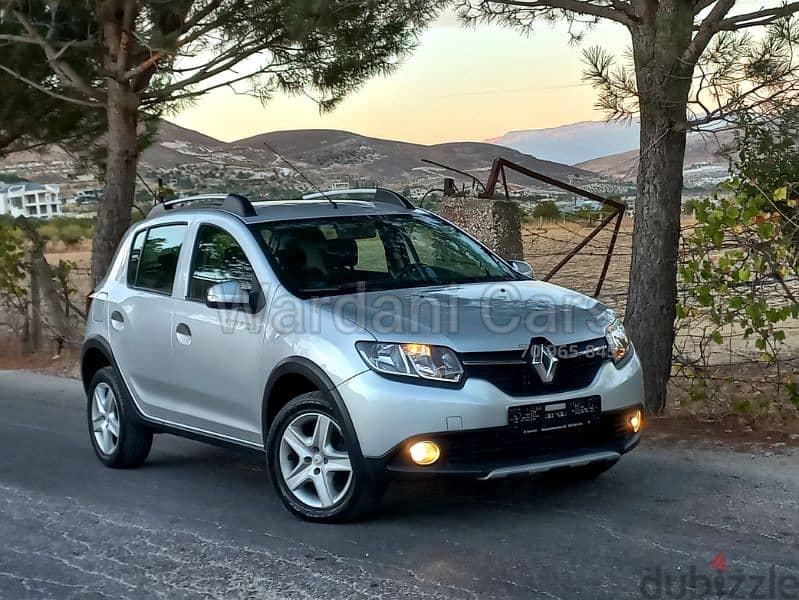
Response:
433,156,627,297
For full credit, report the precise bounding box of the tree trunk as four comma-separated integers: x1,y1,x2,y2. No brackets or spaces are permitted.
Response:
91,79,139,287
625,106,686,413
625,17,694,413
29,250,42,352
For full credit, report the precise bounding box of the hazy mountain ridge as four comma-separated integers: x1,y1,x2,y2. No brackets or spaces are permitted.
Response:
487,120,641,165
489,119,736,187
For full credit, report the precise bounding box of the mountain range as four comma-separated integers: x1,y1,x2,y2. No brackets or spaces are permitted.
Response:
0,121,601,197
0,119,734,196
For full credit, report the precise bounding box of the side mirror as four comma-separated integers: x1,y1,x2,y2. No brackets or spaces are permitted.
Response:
206,280,252,310
508,260,534,278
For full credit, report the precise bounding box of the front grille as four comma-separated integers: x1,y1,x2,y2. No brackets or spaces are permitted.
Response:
429,410,631,466
461,338,607,397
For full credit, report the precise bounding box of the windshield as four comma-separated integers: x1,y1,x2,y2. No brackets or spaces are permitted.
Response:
250,212,520,297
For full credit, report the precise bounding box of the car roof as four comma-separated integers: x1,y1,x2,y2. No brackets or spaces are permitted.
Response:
146,188,418,224
248,199,414,223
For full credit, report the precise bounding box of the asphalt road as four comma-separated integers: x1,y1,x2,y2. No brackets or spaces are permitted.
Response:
0,370,797,600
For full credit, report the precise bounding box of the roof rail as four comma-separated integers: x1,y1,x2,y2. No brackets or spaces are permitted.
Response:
147,193,256,218
301,187,414,209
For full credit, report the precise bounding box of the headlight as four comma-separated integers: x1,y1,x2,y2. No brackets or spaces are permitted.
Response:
605,318,631,364
356,342,464,383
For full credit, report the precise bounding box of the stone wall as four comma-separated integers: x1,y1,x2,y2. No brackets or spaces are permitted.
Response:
440,197,524,260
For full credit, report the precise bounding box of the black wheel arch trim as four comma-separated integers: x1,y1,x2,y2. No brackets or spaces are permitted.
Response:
262,357,366,466
82,336,150,431
81,336,119,393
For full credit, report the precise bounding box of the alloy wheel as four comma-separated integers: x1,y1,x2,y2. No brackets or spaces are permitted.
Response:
278,412,353,508
91,382,120,455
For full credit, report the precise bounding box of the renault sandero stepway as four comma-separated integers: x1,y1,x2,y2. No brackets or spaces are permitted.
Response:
82,188,644,522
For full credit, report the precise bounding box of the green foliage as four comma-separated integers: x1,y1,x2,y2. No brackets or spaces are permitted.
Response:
1,0,445,124
50,259,79,317
29,218,94,245
731,399,752,416
787,379,799,408
682,198,702,215
0,2,105,157
733,109,799,245
679,118,799,369
0,222,28,315
0,173,28,183
59,224,85,246
531,200,561,220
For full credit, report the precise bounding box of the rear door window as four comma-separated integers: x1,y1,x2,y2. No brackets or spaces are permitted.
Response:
129,224,187,295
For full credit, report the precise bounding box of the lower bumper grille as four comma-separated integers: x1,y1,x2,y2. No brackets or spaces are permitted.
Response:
389,409,634,470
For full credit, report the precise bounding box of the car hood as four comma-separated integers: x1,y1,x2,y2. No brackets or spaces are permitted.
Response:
327,280,611,353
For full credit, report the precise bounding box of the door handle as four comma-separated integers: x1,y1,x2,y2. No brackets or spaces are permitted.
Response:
110,310,125,331
175,322,192,345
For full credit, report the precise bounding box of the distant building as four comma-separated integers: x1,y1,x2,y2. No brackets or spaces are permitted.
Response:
0,182,62,218
71,189,103,204
330,180,350,191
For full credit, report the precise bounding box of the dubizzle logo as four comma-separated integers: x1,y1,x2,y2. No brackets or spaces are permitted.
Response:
710,552,727,572
639,551,799,599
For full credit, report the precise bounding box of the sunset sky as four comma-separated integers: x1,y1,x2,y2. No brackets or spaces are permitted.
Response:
171,11,629,145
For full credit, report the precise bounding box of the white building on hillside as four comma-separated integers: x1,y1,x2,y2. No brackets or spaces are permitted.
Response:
0,182,62,218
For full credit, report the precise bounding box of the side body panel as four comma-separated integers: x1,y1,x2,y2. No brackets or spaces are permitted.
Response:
169,216,275,445
104,221,189,419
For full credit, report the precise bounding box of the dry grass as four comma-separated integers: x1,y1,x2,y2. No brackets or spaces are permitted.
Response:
0,336,81,378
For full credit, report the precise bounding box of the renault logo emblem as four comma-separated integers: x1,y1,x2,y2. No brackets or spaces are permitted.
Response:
529,342,558,384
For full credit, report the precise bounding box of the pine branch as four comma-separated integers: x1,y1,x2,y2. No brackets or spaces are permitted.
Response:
717,3,799,31
683,0,736,65
459,0,635,27
122,0,242,82
9,8,102,101
0,63,102,108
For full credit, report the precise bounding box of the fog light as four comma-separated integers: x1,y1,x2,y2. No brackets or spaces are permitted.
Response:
629,409,643,433
409,441,440,465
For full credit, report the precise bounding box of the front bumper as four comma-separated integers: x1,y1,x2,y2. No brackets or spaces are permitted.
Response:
338,351,645,459
362,406,641,479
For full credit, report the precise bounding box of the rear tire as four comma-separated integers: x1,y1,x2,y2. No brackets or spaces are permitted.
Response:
87,366,152,468
266,392,383,523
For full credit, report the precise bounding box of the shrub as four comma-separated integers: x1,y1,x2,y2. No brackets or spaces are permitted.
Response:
531,200,561,220
59,223,85,245
37,222,61,242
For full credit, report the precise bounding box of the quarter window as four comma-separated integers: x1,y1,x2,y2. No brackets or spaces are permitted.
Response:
129,224,187,294
188,225,256,301
127,230,146,286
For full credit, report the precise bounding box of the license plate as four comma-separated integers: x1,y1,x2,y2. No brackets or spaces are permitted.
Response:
508,396,601,432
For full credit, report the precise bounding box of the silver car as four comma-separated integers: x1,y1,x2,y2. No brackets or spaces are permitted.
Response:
82,189,644,522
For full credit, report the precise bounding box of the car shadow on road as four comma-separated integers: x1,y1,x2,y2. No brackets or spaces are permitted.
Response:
138,439,639,522
378,473,627,521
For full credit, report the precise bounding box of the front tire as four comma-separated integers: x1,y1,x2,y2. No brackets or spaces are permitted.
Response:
87,366,152,468
266,392,383,523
